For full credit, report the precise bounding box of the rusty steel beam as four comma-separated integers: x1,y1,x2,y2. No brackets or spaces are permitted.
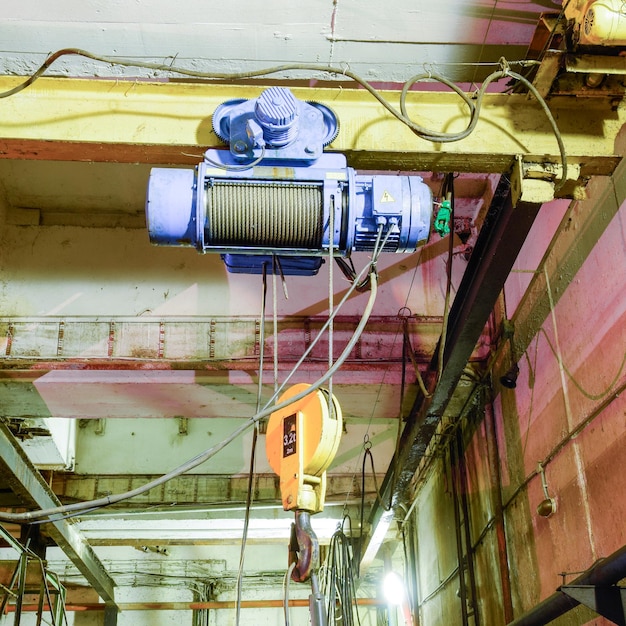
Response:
0,421,117,606
508,544,626,625
561,586,626,624
361,173,544,570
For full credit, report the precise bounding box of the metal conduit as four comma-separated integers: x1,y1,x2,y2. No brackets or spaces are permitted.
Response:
508,544,626,625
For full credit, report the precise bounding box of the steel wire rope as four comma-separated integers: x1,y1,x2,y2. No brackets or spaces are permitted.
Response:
328,193,335,417
272,256,280,393
235,262,268,626
257,225,388,416
468,0,499,90
0,231,385,524
0,48,567,188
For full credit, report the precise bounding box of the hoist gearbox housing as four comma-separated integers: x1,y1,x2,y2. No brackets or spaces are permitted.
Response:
145,86,432,274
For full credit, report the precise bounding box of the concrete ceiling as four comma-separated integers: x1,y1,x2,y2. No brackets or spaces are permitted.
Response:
0,0,556,83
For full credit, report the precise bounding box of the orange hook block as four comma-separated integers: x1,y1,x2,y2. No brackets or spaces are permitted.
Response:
265,383,343,514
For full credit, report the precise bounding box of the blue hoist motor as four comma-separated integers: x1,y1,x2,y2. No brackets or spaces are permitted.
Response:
146,87,433,275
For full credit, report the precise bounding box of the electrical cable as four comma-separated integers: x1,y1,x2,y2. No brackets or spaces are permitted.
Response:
520,334,540,461
401,316,431,399
283,561,296,626
469,0,500,91
400,524,416,626
0,228,385,524
335,256,372,292
537,326,626,401
437,173,456,383
515,0,573,85
504,63,568,192
321,525,362,626
357,438,391,576
0,48,567,188
203,145,266,171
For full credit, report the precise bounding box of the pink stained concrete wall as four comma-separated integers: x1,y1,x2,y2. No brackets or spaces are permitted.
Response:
406,189,625,624
490,196,626,621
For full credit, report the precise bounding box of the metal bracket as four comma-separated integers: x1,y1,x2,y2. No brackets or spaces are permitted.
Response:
512,155,585,204
561,585,626,625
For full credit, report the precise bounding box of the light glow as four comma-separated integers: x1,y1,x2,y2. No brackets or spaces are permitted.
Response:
383,571,405,605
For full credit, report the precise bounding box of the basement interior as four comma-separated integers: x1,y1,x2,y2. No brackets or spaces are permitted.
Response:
0,2,625,625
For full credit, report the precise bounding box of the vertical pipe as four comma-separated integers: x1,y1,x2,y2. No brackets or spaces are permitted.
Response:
484,400,514,622
449,441,469,625
455,429,480,626
403,521,421,626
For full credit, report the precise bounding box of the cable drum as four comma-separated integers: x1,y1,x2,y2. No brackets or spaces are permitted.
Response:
204,180,324,249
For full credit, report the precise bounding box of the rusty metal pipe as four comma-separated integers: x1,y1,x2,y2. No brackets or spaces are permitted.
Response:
484,400,514,622
449,439,469,625
455,428,480,626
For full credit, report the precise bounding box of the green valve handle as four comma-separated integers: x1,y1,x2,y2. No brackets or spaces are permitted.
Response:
434,200,451,237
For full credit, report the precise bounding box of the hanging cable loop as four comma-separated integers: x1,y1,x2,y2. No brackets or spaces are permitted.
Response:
498,56,511,76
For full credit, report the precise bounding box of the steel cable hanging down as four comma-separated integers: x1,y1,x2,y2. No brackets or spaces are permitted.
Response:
0,227,392,525
235,262,269,626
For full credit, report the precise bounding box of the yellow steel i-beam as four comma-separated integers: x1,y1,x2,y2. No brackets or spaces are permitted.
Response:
0,76,623,180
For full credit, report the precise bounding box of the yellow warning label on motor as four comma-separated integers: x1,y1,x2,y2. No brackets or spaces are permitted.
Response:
380,190,395,203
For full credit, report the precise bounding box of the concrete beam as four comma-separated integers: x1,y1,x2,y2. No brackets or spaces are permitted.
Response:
0,78,623,180
0,421,117,605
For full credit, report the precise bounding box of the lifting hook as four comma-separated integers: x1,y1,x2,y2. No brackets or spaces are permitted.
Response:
288,510,319,583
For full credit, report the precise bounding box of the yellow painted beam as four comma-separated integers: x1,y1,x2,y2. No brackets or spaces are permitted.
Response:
0,77,623,178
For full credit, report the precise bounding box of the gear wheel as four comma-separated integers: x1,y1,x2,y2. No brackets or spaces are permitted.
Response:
307,101,340,146
211,98,248,144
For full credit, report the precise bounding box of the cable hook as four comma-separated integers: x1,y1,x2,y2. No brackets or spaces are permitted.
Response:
498,56,511,76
